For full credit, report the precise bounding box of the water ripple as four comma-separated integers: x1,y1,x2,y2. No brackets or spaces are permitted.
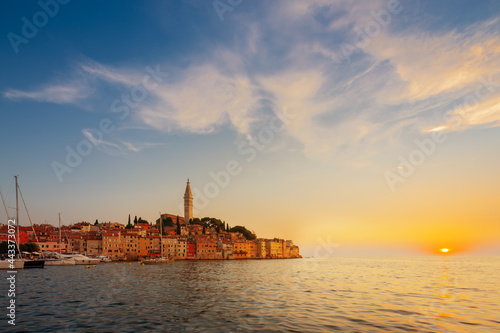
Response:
1,257,499,332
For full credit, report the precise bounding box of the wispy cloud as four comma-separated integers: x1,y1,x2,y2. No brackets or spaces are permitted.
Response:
80,61,141,86
368,18,500,102
3,0,500,161
82,128,163,156
138,63,259,136
4,84,91,104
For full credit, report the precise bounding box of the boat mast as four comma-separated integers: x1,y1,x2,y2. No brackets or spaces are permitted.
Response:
15,176,20,257
59,213,62,254
159,212,163,258
0,186,8,221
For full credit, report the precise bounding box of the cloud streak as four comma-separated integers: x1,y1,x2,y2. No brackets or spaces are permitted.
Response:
4,84,91,104
3,0,500,161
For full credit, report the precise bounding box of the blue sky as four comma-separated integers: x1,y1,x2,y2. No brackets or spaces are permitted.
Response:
1,0,500,256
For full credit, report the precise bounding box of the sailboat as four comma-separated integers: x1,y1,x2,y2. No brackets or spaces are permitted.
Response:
0,177,44,268
44,214,76,266
15,176,44,268
57,221,99,265
0,259,24,270
142,212,174,265
0,184,23,270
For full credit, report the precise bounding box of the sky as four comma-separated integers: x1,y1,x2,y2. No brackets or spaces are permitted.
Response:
0,0,499,256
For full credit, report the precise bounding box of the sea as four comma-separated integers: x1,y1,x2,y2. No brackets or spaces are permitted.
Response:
2,256,499,332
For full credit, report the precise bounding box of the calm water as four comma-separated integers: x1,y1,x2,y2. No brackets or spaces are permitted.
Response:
2,257,499,332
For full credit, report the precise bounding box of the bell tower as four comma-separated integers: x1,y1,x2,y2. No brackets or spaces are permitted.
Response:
184,179,193,224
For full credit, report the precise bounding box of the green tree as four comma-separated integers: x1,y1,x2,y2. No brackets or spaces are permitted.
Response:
20,242,40,253
163,216,174,228
95,219,98,225
137,217,149,224
229,226,256,240
176,220,181,235
125,214,133,229
134,216,138,224
202,225,206,234
0,241,8,254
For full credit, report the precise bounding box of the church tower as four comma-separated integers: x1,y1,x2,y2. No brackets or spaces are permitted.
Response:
184,179,193,224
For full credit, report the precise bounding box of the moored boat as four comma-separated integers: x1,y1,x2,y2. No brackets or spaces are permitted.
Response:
142,257,175,265
96,255,112,262
0,259,24,270
61,253,100,265
141,212,175,265
44,257,76,266
23,259,44,268
44,214,76,266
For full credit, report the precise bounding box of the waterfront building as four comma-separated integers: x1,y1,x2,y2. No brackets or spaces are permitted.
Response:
137,236,153,257
218,239,234,259
186,239,196,259
215,244,223,259
234,240,247,259
163,236,178,259
176,237,187,259
265,239,281,258
289,245,301,258
102,232,124,260
256,239,266,259
150,235,161,255
122,232,138,260
277,239,285,258
246,240,258,259
68,235,86,254
85,233,102,256
195,236,217,259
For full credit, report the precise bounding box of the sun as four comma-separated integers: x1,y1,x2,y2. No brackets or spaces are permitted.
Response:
440,248,450,253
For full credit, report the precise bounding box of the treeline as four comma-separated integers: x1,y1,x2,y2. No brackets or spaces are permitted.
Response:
98,213,258,240
125,214,149,229
0,241,40,254
159,215,257,240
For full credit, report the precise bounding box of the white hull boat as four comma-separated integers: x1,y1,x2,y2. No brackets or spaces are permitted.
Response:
96,255,112,262
142,257,175,265
0,259,24,270
61,254,100,265
45,259,76,266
